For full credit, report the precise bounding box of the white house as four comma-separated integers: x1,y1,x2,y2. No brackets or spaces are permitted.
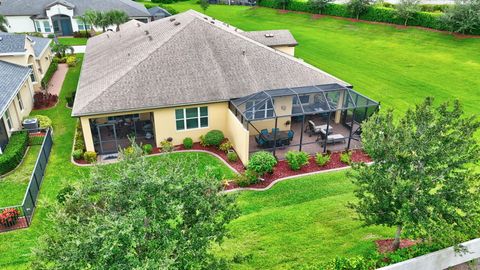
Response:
0,0,151,36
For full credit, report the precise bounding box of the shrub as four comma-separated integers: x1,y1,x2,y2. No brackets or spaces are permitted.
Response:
315,152,331,166
234,169,259,187
53,56,67,63
66,55,77,67
205,165,224,180
143,3,179,14
219,140,233,153
199,135,208,147
41,62,58,89
227,151,238,162
0,208,21,227
285,151,310,170
340,151,352,165
183,137,193,149
142,144,153,154
160,139,174,152
204,130,225,147
83,151,97,163
248,151,277,175
33,115,52,129
34,92,58,109
72,149,84,160
73,31,89,38
47,34,55,38
0,131,28,175
56,185,75,204
66,91,76,108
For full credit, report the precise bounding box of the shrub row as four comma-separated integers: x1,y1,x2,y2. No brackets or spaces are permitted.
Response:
0,131,29,175
258,0,455,32
41,62,58,89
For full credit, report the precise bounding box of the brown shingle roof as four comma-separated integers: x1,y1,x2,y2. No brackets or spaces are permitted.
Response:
72,10,349,117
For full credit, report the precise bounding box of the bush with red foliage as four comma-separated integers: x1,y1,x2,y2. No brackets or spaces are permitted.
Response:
34,92,58,109
0,208,20,227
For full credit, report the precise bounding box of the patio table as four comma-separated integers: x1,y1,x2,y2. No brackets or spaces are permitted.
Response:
261,131,290,147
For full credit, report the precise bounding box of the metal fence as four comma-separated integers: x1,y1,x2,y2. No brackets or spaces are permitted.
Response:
0,128,53,232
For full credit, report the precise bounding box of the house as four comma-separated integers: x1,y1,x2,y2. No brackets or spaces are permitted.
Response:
148,6,172,21
0,0,151,36
72,10,379,164
0,32,52,152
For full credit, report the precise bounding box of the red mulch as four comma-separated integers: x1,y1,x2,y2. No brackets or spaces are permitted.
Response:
278,9,480,39
376,239,419,253
0,217,28,233
29,132,46,137
73,158,89,165
225,149,371,190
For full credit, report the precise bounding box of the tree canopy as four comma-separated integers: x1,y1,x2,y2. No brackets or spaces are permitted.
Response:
0,15,8,32
347,0,373,19
308,0,334,14
396,0,421,26
442,0,480,34
350,97,480,251
32,144,239,269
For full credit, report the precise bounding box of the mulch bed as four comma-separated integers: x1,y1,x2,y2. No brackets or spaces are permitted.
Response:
376,239,419,253
0,217,28,233
225,149,371,190
73,158,89,165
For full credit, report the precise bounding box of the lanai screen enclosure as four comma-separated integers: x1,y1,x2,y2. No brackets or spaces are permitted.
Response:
229,83,379,159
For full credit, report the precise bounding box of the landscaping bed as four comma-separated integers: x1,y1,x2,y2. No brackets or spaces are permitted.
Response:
175,142,245,172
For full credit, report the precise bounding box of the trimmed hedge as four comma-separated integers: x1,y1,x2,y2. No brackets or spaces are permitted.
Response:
258,0,454,33
41,62,58,89
0,131,29,175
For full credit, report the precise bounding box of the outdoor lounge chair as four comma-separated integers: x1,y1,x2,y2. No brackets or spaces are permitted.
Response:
306,120,331,137
318,134,346,146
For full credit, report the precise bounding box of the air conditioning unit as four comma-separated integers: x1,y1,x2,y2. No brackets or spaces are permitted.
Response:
23,118,39,132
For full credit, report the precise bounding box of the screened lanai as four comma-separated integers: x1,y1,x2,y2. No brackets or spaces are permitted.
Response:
228,83,380,159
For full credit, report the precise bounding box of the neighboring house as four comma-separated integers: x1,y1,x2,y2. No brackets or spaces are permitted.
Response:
0,0,151,36
148,6,171,21
0,32,51,153
72,10,379,164
239,30,298,56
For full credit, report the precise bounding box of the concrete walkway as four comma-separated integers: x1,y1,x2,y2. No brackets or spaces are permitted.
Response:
72,46,86,53
46,64,68,96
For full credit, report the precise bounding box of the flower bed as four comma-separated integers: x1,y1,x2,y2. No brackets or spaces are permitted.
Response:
225,149,371,190
33,92,59,110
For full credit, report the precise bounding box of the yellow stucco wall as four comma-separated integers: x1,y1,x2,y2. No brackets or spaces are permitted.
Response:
2,79,34,137
37,47,53,79
273,45,295,56
226,110,249,165
80,117,95,152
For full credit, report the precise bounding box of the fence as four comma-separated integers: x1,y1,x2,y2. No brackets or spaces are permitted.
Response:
0,128,53,232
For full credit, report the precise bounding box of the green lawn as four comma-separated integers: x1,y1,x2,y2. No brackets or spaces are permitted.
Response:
215,171,393,269
57,37,88,46
1,4,480,269
0,146,41,207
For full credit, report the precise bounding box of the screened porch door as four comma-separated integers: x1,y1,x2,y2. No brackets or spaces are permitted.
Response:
96,123,118,154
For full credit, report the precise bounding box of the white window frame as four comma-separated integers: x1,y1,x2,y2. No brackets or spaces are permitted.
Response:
28,64,36,83
4,111,12,131
34,21,42,32
17,93,24,111
245,100,274,120
175,107,208,131
43,21,51,32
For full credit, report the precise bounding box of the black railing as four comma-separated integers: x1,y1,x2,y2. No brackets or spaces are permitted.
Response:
0,128,53,232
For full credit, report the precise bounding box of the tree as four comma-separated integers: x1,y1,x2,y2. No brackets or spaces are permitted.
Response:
76,15,90,37
51,43,74,57
32,143,239,269
308,0,333,14
107,10,130,32
278,0,292,10
200,0,210,12
84,10,110,33
0,15,8,32
396,0,421,26
349,97,480,251
442,0,480,35
347,0,372,19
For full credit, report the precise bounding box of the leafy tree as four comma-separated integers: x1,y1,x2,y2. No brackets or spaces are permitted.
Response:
442,0,480,34
347,0,373,19
200,0,210,12
396,0,421,26
278,0,292,10
84,10,110,33
0,15,8,32
51,43,74,57
107,10,130,32
349,97,480,251
32,143,239,269
76,15,90,37
308,0,333,14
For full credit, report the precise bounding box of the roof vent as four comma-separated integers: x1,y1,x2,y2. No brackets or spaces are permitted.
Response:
148,35,153,41
136,23,141,27
204,17,208,20
174,22,181,26
106,34,110,38
144,30,149,35
0,37,3,41
169,18,176,22
265,33,274,38
210,21,215,24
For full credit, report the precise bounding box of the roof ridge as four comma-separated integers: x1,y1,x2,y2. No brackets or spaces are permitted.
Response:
74,14,196,114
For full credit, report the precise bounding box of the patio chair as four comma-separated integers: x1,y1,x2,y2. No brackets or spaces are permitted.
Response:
319,134,346,146
271,128,279,135
255,134,267,148
288,130,294,141
261,129,269,135
306,120,331,137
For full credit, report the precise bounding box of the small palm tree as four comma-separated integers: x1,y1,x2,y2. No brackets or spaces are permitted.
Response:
76,15,90,37
0,15,9,32
52,43,74,58
107,10,129,32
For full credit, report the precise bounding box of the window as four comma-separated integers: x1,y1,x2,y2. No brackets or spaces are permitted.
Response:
43,21,51,32
34,21,41,32
4,111,12,130
28,65,36,82
293,95,310,105
175,107,208,130
17,93,24,111
245,100,274,120
77,20,91,31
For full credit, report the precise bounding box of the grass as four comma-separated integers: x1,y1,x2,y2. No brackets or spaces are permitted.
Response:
57,37,88,46
1,4,480,269
0,146,41,207
215,171,393,269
